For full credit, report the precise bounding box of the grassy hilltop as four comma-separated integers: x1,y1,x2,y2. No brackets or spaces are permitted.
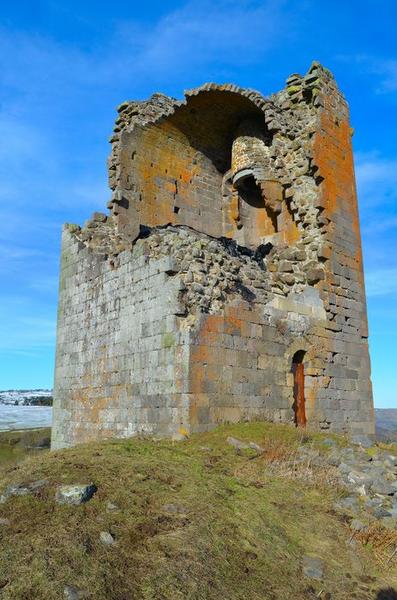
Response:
0,423,396,600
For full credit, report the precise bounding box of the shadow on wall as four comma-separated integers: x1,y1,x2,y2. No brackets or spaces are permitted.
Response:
376,589,397,599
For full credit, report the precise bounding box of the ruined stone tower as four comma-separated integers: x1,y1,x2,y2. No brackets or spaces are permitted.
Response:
52,62,374,449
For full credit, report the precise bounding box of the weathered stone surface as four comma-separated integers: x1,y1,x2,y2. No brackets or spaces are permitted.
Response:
350,519,367,532
372,506,392,520
52,62,374,449
226,437,251,451
302,555,324,580
327,438,397,538
55,484,97,505
161,503,189,515
99,531,115,545
370,479,396,496
64,585,88,600
351,435,374,449
0,479,48,503
380,517,397,530
334,496,359,513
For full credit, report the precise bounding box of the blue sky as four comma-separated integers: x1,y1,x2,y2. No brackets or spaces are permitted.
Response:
0,0,396,407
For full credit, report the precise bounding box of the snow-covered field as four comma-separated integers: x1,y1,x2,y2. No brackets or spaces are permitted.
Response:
0,405,52,431
0,390,53,431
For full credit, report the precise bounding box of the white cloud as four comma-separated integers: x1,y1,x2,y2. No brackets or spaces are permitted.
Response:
365,268,397,297
0,0,286,243
0,243,47,261
29,275,60,294
117,0,286,79
355,153,394,185
0,303,56,353
361,216,397,236
0,1,286,106
355,151,397,208
336,54,397,95
0,0,287,277
374,60,397,94
0,117,49,163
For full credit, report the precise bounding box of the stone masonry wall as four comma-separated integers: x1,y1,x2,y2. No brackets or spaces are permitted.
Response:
52,62,374,449
52,228,190,448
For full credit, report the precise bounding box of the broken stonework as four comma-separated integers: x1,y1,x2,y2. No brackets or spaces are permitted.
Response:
52,62,374,449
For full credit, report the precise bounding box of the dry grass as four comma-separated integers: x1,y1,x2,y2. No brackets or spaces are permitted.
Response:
234,436,342,490
356,523,397,567
0,422,395,600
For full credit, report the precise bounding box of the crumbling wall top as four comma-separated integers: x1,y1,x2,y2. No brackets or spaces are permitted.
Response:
68,62,351,301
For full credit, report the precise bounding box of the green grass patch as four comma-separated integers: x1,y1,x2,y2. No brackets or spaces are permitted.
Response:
0,423,395,599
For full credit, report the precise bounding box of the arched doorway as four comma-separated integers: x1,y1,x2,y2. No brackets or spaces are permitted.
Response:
292,350,306,427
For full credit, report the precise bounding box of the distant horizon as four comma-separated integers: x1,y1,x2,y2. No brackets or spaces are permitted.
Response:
0,388,394,410
1,1,397,408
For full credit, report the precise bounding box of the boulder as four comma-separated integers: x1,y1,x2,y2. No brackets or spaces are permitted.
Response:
351,435,374,449
372,506,392,520
327,452,341,467
302,555,324,580
100,531,115,545
55,484,97,505
161,503,188,515
334,496,359,513
249,441,265,454
364,497,383,509
226,437,250,451
384,455,397,467
64,585,88,599
338,462,351,475
370,479,395,496
350,519,367,532
347,470,373,487
379,517,397,530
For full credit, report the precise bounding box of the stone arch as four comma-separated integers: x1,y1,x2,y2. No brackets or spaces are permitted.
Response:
110,87,280,243
285,338,315,365
284,339,318,426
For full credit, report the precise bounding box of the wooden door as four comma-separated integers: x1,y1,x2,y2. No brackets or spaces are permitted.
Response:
293,362,306,427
